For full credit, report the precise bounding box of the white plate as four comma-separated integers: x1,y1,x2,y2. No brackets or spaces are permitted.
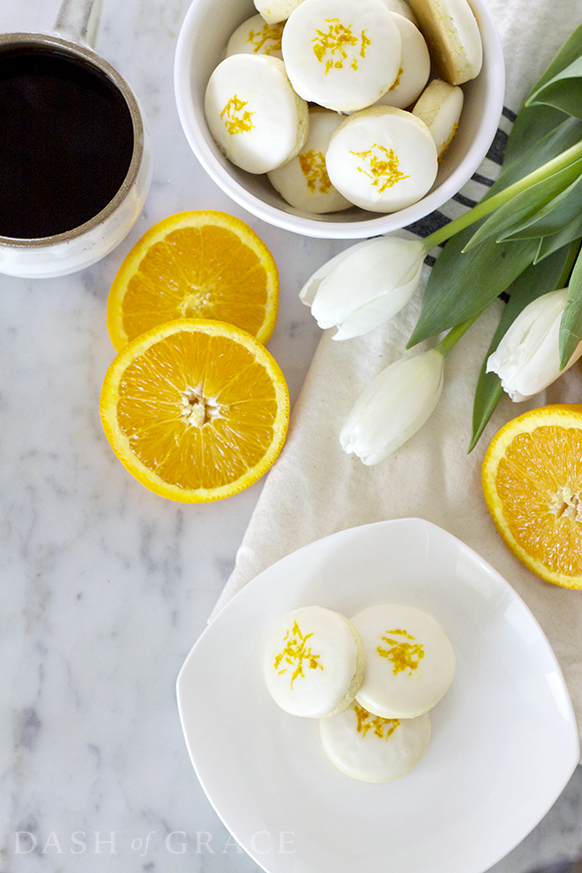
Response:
177,518,579,873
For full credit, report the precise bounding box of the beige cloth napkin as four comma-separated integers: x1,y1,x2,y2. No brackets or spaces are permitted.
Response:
214,0,582,752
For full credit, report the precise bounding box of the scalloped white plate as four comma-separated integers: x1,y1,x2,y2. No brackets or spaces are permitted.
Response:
177,518,579,873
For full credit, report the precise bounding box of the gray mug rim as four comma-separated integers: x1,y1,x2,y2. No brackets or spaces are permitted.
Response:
0,32,145,249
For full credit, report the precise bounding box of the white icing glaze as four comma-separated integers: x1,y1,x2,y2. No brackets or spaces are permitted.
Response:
281,0,402,112
268,108,352,213
320,702,431,781
351,604,455,718
255,0,305,24
443,0,483,80
413,79,464,158
325,106,437,212
264,606,362,717
226,14,285,59
204,54,308,174
375,14,430,110
379,0,418,25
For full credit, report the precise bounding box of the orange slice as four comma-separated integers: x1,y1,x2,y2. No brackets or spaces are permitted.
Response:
106,211,279,351
100,318,290,502
482,405,582,589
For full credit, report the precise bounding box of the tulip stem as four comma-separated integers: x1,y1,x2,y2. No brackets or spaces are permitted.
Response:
423,140,582,250
435,314,478,357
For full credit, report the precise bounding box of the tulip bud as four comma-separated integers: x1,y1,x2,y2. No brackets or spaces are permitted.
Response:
340,349,445,464
486,288,582,402
300,236,426,340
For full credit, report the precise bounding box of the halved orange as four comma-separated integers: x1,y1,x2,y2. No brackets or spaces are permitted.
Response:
100,319,290,502
106,211,279,352
482,405,582,589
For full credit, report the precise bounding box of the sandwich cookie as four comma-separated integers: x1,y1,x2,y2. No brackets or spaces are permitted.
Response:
325,106,438,212
351,604,455,718
204,54,309,174
226,14,285,59
264,605,366,718
320,701,431,781
409,0,482,85
281,0,402,112
413,78,464,160
268,107,352,213
375,13,430,110
255,0,304,24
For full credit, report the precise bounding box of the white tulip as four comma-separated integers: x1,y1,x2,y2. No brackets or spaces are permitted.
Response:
299,236,426,340
486,288,582,402
340,349,445,465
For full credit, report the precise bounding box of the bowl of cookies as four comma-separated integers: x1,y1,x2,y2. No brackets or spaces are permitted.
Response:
174,0,505,238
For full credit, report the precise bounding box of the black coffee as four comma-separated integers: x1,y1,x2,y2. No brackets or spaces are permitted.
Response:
0,46,134,239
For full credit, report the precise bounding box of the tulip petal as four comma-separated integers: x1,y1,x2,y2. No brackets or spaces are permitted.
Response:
340,349,445,464
309,236,425,338
332,261,423,340
299,240,381,307
486,287,582,400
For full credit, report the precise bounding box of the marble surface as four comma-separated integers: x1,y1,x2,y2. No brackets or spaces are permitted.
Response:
0,1,580,871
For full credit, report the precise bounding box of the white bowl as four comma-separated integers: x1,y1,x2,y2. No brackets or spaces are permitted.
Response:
174,0,505,239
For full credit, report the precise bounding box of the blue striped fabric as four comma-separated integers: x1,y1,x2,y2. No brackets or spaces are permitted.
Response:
406,106,515,268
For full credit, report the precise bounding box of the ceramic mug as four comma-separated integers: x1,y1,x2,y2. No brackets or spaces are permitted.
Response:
0,0,152,278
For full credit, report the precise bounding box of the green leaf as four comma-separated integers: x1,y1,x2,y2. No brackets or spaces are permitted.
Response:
559,244,582,367
469,246,571,451
408,28,582,353
503,18,582,168
462,158,582,252
525,22,582,119
526,21,582,98
503,105,570,169
497,117,582,190
500,172,582,240
407,235,539,347
534,212,582,261
527,55,582,119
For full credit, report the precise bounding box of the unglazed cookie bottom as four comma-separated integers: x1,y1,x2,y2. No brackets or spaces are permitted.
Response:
409,0,482,85
413,78,464,159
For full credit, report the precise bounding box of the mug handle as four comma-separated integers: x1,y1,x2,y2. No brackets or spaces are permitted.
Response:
53,0,103,48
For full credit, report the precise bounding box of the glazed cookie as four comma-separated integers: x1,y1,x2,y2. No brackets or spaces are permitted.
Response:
376,13,430,110
325,106,437,212
413,78,464,159
380,0,418,25
281,0,402,112
409,0,482,85
226,14,285,59
255,0,304,24
268,108,352,213
320,701,431,781
351,604,455,718
204,54,308,174
264,605,366,718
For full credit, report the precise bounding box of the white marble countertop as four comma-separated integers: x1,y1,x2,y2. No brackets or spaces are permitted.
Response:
0,1,580,871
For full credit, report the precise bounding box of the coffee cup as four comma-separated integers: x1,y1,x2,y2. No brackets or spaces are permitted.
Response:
0,0,152,278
